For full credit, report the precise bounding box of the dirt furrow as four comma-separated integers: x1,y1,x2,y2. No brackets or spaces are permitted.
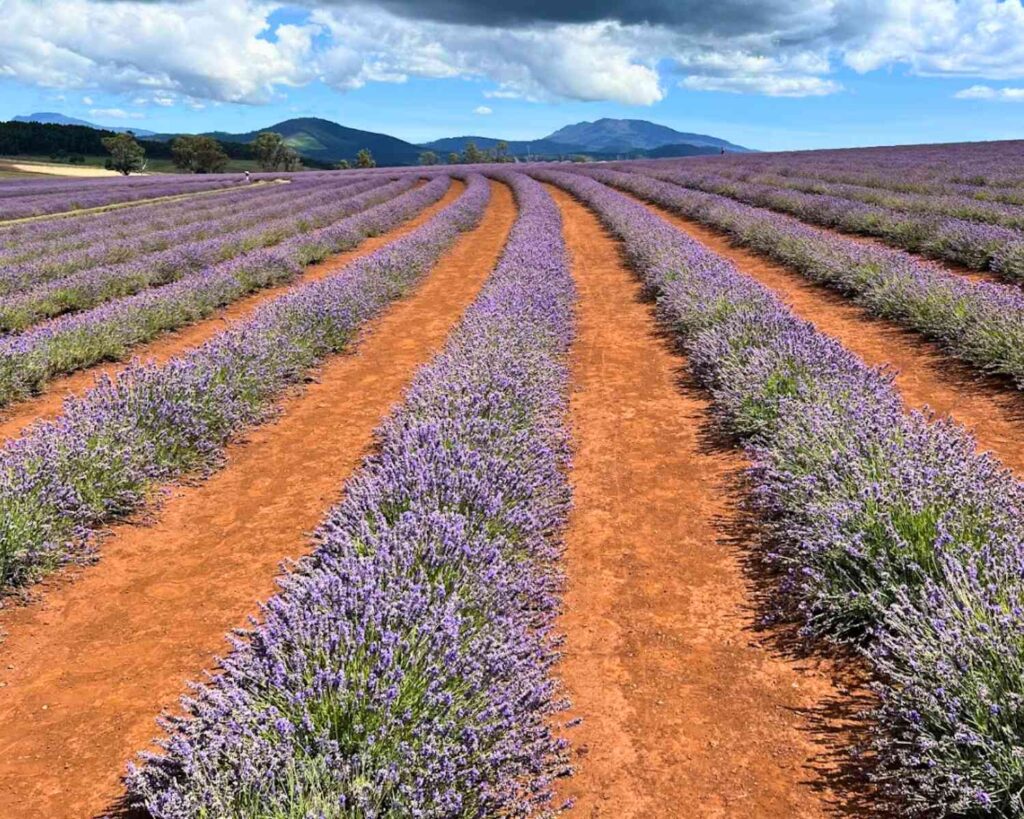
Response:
0,180,514,819
549,185,845,818
632,195,1024,477
0,178,463,442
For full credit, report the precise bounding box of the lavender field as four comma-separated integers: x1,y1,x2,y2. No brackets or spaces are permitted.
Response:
1,140,1024,819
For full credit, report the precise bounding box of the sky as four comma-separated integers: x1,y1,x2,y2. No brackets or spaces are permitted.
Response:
1,0,1023,151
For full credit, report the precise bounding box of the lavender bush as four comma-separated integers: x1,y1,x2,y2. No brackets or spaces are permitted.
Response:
0,174,487,592
584,167,1024,391
0,177,416,330
0,176,452,406
630,165,1024,277
740,172,1024,231
126,170,575,817
0,174,244,221
650,140,1024,198
534,168,1024,816
0,175,378,290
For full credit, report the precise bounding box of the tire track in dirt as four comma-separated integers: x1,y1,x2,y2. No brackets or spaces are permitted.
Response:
0,178,463,442
549,185,846,818
0,180,515,819
631,195,1024,478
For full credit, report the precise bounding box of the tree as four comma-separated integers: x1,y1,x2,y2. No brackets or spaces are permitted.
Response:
253,132,286,169
279,146,302,171
335,159,351,170
252,131,285,170
461,141,485,164
101,132,146,175
493,140,510,163
447,152,460,165
250,132,302,171
355,148,376,168
170,135,229,174
418,150,439,166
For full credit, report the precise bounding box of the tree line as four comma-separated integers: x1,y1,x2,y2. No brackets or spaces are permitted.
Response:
0,121,336,175
0,121,521,175
96,131,303,175
416,140,514,166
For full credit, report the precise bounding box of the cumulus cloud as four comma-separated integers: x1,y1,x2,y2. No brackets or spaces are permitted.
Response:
89,107,145,119
0,0,318,104
474,105,493,114
5,0,1024,108
955,84,998,99
682,75,840,97
955,84,1024,101
311,9,665,104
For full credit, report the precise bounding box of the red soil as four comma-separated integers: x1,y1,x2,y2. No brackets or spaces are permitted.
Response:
549,185,846,818
0,181,516,819
0,179,465,442
640,199,1024,477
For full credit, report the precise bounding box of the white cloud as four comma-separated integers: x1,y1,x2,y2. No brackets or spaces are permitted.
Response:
955,84,1024,102
474,105,493,114
312,10,665,104
4,0,1024,109
675,48,840,96
0,0,318,104
841,0,1024,80
682,75,840,97
89,107,145,119
955,84,997,99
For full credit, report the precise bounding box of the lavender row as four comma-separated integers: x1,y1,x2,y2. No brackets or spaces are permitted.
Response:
673,140,1024,193
0,174,245,221
126,170,573,817
537,168,1024,815
680,162,1024,230
0,176,452,408
589,167,1024,390
0,173,485,594
630,165,1024,280
0,170,248,199
0,175,370,284
742,171,1024,230
0,180,289,262
0,179,302,252
0,177,417,332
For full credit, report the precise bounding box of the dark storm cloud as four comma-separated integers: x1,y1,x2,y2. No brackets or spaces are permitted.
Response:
362,0,815,33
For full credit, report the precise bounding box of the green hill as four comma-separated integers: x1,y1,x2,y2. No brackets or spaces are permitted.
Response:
190,118,422,165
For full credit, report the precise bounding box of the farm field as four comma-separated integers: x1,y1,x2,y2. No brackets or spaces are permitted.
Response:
0,139,1024,819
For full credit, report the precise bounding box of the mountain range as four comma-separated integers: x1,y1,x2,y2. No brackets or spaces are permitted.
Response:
10,113,752,165
13,112,157,137
423,119,750,159
184,116,753,164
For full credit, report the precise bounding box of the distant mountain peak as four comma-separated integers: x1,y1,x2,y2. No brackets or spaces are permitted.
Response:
542,118,750,153
12,111,155,137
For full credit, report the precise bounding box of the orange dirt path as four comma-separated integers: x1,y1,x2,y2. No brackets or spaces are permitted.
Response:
0,180,515,819
0,178,464,442
637,197,1024,478
549,185,843,818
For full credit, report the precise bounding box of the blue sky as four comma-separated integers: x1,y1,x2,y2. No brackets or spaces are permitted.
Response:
2,0,1023,151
